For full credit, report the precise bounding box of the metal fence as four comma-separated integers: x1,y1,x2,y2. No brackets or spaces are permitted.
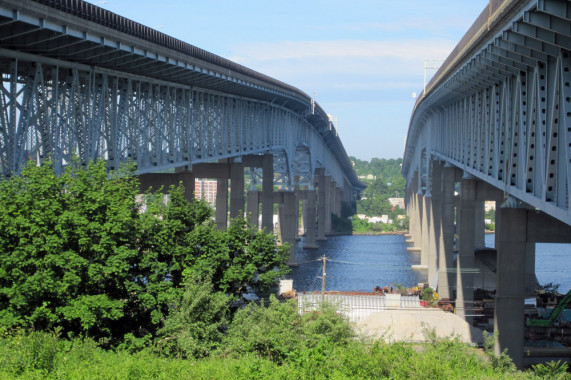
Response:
298,294,421,323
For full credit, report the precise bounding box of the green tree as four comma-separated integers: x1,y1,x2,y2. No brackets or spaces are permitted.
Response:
0,160,289,344
157,278,229,358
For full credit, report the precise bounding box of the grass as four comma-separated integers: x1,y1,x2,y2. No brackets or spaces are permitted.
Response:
0,328,552,379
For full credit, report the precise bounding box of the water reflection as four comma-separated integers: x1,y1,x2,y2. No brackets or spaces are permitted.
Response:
289,234,571,293
290,235,422,292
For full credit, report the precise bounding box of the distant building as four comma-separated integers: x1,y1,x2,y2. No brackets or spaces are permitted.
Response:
194,179,217,206
356,214,391,224
388,197,405,209
358,174,376,180
485,201,496,212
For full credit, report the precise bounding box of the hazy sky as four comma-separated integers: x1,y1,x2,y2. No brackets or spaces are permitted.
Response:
91,1,489,160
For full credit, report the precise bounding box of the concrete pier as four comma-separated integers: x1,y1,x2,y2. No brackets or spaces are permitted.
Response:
316,169,327,241
456,174,476,322
261,154,274,233
494,201,527,369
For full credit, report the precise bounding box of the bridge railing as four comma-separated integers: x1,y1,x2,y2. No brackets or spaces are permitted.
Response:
33,0,306,102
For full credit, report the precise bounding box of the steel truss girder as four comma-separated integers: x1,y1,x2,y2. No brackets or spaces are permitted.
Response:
408,50,571,225
404,0,571,226
0,0,362,192
0,54,346,188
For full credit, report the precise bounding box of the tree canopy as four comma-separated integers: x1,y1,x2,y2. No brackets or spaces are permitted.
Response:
0,160,289,343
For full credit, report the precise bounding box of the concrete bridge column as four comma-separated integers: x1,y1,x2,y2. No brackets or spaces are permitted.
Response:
173,167,196,201
261,154,274,233
216,177,228,230
407,171,422,252
278,191,297,264
230,162,245,220
138,170,196,202
335,186,342,216
456,173,476,322
406,172,422,254
247,190,260,229
438,163,456,299
294,177,301,240
316,169,327,241
420,193,430,271
300,198,307,236
427,161,442,288
494,199,527,369
324,175,332,235
525,242,537,294
304,190,318,249
474,200,486,249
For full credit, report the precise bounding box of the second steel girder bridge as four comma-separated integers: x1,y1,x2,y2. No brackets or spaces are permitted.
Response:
402,0,571,368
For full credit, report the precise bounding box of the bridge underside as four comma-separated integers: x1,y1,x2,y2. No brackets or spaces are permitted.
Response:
0,1,365,261
403,0,571,369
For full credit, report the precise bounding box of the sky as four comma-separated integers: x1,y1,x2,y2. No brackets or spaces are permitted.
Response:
90,0,490,161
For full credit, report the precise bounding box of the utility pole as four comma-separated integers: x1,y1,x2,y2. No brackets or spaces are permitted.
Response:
424,58,444,94
321,255,327,305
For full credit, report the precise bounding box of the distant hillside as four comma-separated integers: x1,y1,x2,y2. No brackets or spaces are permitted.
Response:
351,157,402,183
347,157,408,232
350,157,405,199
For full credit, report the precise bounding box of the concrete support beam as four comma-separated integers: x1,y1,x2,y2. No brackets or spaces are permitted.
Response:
334,186,342,217
190,163,230,179
138,171,194,201
247,190,260,229
494,204,527,369
420,194,430,270
525,242,537,294
316,169,327,241
278,191,297,264
410,171,422,249
300,198,307,236
438,163,456,299
294,176,301,240
216,177,228,230
428,161,442,288
304,190,318,249
261,154,274,233
527,211,571,243
475,181,503,201
474,200,486,249
325,176,332,235
456,174,476,322
230,162,244,219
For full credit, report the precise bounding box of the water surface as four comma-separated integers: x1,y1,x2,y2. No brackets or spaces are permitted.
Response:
290,234,571,293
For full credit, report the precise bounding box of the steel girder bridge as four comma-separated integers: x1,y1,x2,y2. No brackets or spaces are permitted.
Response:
0,0,365,261
402,0,571,368
0,0,361,193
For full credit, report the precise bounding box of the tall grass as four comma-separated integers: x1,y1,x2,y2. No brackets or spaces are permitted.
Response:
0,328,546,379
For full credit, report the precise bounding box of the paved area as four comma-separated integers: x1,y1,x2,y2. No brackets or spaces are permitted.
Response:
355,309,485,345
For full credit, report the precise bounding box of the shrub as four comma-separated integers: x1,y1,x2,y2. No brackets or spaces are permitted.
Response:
531,360,569,379
156,278,229,358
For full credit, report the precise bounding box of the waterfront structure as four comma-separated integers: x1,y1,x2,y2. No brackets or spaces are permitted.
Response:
0,0,365,262
402,0,571,368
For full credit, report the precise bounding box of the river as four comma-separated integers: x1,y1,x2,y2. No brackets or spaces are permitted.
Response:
290,234,571,293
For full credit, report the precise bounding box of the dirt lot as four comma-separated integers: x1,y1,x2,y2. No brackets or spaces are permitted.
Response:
356,309,485,345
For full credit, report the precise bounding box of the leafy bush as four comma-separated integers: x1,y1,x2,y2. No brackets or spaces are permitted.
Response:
531,360,569,379
222,296,353,363
0,329,60,376
483,331,516,373
156,278,229,358
0,322,539,379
